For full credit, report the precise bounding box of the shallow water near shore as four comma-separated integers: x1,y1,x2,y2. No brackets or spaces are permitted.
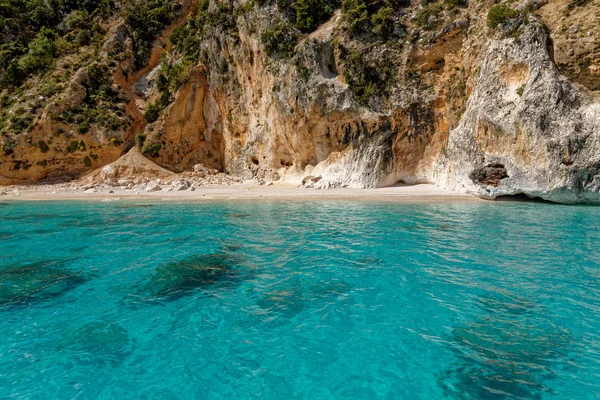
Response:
1,200,600,398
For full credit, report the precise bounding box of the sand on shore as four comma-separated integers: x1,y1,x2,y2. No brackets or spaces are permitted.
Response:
0,182,480,202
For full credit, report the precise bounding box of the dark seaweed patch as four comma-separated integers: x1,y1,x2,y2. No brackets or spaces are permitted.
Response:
0,213,60,222
474,292,536,316
256,282,352,319
117,203,154,209
438,294,571,399
256,289,305,317
0,260,88,307
56,321,131,367
226,213,251,219
0,231,15,240
139,253,243,302
30,228,56,235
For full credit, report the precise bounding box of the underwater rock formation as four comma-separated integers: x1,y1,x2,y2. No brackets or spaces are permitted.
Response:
56,321,132,367
0,260,88,307
438,294,572,399
139,253,241,301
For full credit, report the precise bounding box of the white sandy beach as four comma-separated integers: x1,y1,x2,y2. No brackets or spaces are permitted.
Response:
0,183,480,202
0,149,480,202
0,182,479,202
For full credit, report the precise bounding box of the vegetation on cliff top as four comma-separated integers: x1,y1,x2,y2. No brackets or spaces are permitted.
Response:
123,0,180,69
487,3,520,29
0,0,114,89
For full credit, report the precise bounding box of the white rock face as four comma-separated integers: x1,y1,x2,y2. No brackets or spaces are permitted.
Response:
292,20,600,203
435,23,600,203
101,165,116,181
146,185,162,192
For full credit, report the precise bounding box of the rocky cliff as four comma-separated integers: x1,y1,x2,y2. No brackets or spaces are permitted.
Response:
1,0,599,203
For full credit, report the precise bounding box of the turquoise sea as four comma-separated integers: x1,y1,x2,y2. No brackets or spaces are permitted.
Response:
1,200,599,399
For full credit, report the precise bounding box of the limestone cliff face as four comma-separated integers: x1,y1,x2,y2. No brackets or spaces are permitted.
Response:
436,21,600,203
146,3,466,188
2,0,600,203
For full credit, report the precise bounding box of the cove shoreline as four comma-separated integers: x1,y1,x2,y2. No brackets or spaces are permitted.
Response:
0,183,483,203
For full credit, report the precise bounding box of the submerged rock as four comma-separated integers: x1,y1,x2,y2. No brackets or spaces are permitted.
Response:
0,260,88,307
140,253,242,301
56,321,132,367
256,289,306,317
438,294,572,399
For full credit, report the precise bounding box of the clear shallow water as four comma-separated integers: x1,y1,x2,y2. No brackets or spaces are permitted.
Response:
1,200,600,399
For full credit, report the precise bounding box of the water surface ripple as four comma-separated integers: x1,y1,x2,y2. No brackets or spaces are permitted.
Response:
1,201,599,399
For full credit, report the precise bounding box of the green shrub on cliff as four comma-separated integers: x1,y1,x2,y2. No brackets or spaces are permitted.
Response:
342,0,411,36
342,0,369,33
416,3,443,30
142,141,162,158
38,140,49,153
171,21,201,61
145,102,161,123
58,63,127,133
0,0,115,88
371,6,394,36
487,4,519,29
338,44,394,105
18,28,58,74
124,0,179,69
342,51,377,104
295,0,339,32
136,134,146,149
261,21,298,58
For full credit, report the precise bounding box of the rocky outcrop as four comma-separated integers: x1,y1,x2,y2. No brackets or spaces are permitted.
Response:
82,147,176,185
436,22,600,203
150,66,225,172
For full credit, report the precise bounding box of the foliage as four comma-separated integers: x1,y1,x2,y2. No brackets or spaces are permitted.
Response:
65,10,89,31
67,140,86,153
342,0,411,35
341,50,392,105
170,0,238,63
342,0,369,33
75,29,92,46
416,4,443,30
142,56,188,124
77,120,89,134
569,0,590,8
171,20,201,61
60,63,127,133
516,85,524,97
261,21,298,58
124,0,179,69
371,6,394,36
145,102,161,123
18,28,58,74
83,155,91,167
136,134,146,148
38,140,49,153
0,0,116,88
445,0,467,8
294,0,339,33
487,4,520,29
141,141,162,157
